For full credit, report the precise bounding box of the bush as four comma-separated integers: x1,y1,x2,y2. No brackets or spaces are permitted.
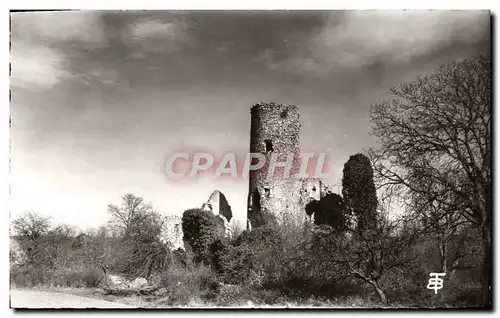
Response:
306,193,349,232
158,264,220,306
209,238,232,275
81,266,107,287
65,271,85,287
212,226,282,286
113,240,172,280
182,209,225,265
11,266,48,287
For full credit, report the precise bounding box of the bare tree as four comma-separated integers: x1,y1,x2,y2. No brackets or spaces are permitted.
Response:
12,211,51,241
45,224,78,269
323,209,416,305
412,189,478,276
11,211,52,267
369,55,491,305
107,193,169,278
229,219,246,238
107,193,153,237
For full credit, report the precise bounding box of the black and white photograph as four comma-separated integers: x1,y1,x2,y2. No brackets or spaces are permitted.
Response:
8,9,492,309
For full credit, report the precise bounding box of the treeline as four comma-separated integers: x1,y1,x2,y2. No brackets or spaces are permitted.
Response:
10,194,180,289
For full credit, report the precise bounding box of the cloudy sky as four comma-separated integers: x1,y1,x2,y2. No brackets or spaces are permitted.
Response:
10,10,490,230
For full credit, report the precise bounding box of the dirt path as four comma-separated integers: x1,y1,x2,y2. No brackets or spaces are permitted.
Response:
10,289,137,309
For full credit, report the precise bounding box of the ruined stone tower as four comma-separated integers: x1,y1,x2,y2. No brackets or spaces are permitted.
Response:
247,102,307,229
201,190,233,237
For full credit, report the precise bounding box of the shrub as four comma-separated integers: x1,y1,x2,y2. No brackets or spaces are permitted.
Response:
211,226,286,287
82,266,107,287
306,193,349,232
10,266,48,287
114,239,172,279
66,271,85,287
209,238,232,275
158,264,220,306
182,209,225,265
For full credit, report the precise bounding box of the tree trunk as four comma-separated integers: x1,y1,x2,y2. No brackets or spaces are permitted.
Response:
438,235,448,273
146,260,154,280
449,259,460,280
372,281,388,305
481,220,491,307
352,271,388,305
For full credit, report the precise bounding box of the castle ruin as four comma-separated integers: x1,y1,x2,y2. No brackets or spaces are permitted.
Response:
163,102,331,247
201,190,233,237
247,102,330,229
160,215,184,250
161,190,234,250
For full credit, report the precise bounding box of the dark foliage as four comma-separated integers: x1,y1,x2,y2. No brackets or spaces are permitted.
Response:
342,153,378,233
305,193,348,231
182,208,225,265
209,238,232,275
210,226,282,286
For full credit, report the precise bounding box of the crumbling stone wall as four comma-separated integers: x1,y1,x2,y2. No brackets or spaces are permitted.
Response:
201,190,233,222
301,179,322,202
160,215,184,250
201,190,233,237
299,178,332,223
161,190,235,250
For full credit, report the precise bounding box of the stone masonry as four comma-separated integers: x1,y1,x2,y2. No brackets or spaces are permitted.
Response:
161,190,234,250
247,102,332,229
160,215,184,250
201,190,233,238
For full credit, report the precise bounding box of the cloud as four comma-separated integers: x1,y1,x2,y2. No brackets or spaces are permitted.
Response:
10,42,70,89
10,11,113,89
76,68,120,86
10,12,189,90
11,11,106,47
128,19,179,39
263,10,490,76
122,18,190,58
